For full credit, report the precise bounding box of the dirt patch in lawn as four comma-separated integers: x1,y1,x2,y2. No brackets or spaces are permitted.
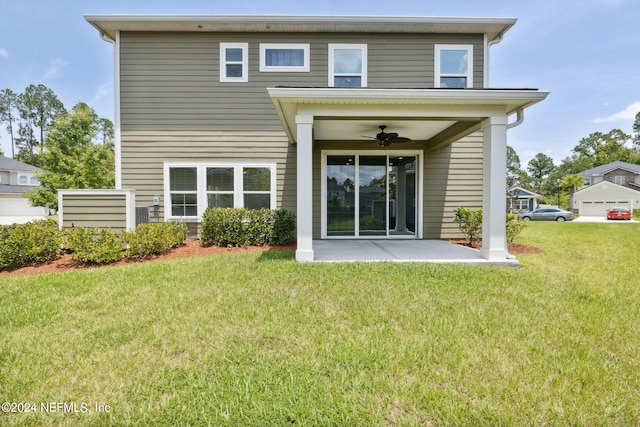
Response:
1,240,297,276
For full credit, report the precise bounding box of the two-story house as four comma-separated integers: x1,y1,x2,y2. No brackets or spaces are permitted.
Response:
573,161,640,215
0,155,47,224
78,14,548,262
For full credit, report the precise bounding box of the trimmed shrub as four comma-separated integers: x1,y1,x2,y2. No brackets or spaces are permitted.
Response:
124,222,188,258
453,207,483,246
506,214,527,243
64,227,124,265
201,208,295,247
0,220,60,271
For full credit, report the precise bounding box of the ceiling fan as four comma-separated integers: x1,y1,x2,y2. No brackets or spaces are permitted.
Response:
362,125,412,147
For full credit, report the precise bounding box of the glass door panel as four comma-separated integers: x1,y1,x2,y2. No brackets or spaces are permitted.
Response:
326,156,355,236
358,156,387,236
389,156,416,236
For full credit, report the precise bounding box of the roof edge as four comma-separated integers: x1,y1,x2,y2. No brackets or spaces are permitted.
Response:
84,14,517,42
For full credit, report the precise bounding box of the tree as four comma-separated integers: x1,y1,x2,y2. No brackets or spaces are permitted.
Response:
527,153,556,193
572,129,638,168
506,145,522,188
0,89,19,157
15,84,65,167
559,174,585,211
25,103,114,210
633,112,640,149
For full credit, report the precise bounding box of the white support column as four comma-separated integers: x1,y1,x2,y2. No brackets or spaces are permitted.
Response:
296,115,314,262
480,115,509,261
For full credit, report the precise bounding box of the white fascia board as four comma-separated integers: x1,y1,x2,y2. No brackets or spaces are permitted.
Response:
85,15,517,42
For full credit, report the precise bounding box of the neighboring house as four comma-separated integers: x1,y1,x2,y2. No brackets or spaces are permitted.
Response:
81,14,548,262
574,161,640,215
0,156,48,224
507,186,540,212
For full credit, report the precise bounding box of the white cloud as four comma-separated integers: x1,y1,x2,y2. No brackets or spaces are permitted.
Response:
592,102,640,123
0,48,8,58
90,82,113,106
43,58,68,80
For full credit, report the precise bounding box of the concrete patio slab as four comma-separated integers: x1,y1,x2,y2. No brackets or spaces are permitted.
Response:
312,239,520,267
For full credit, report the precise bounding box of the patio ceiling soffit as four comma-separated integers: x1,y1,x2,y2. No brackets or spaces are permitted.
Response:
268,88,548,150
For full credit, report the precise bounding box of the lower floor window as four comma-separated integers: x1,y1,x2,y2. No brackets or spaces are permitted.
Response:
165,163,276,219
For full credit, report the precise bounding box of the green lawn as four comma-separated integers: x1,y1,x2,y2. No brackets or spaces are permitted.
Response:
1,222,639,426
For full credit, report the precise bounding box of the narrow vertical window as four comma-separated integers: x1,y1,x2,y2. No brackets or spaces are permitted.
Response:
243,167,272,209
435,45,473,88
207,167,235,208
329,44,367,87
169,167,198,217
220,43,248,82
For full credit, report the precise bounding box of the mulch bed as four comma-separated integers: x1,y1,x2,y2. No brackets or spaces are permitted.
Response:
449,240,541,255
1,239,539,276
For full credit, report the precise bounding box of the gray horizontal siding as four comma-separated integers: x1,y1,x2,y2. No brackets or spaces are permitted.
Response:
119,31,485,236
423,133,483,239
62,195,128,232
119,32,485,131
120,131,296,220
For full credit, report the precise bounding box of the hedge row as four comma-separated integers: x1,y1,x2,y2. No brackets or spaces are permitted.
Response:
0,220,188,270
201,208,295,247
63,222,189,265
0,219,60,270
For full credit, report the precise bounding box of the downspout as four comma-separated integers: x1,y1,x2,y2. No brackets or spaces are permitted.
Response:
485,32,505,88
507,109,524,129
99,31,114,44
98,31,122,189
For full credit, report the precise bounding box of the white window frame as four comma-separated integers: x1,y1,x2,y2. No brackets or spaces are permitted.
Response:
167,166,199,218
220,43,249,82
615,175,623,185
260,43,310,72
320,150,423,239
164,162,277,221
328,44,367,88
435,44,473,88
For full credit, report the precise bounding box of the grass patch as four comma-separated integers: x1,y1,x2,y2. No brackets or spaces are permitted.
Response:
1,223,639,425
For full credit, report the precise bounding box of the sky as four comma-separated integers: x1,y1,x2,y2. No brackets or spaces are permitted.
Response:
1,0,639,167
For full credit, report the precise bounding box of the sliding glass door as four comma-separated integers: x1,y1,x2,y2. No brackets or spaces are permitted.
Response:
325,154,417,238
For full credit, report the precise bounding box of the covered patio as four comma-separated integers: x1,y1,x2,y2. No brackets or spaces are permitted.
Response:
313,239,520,266
269,87,548,264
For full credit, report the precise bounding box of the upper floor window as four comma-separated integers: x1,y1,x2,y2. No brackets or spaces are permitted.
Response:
220,43,248,82
18,175,28,185
260,44,310,72
584,177,591,186
328,44,367,88
435,45,473,88
615,175,624,185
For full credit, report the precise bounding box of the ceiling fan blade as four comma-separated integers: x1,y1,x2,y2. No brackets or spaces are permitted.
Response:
390,137,412,142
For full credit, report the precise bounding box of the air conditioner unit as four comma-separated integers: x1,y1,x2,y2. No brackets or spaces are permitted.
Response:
136,206,149,225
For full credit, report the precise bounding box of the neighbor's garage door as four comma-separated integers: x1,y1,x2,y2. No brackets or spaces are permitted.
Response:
580,200,632,216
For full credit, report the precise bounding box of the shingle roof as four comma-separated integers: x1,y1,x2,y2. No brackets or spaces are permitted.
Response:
0,156,43,172
578,161,640,176
0,184,38,194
